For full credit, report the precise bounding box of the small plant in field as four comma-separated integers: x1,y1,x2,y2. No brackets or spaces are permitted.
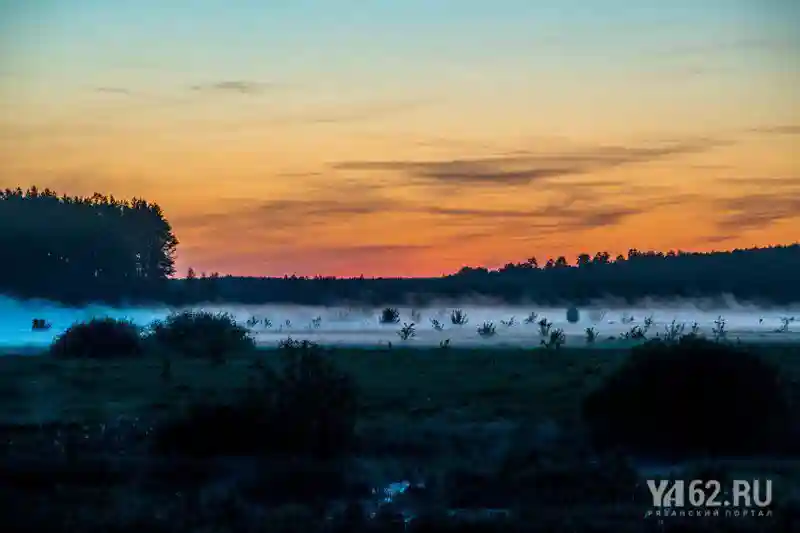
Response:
537,317,552,337
379,307,401,324
500,316,516,327
477,321,496,338
450,309,469,325
643,315,654,332
51,317,143,359
689,321,700,336
246,316,261,328
620,325,647,341
397,322,416,341
430,318,444,331
278,337,318,351
662,320,686,342
311,316,322,329
585,327,598,344
410,309,422,323
284,319,292,328
621,313,634,324
439,338,451,349
31,318,52,331
541,328,566,350
523,312,538,324
263,318,273,328
712,316,727,342
776,317,791,333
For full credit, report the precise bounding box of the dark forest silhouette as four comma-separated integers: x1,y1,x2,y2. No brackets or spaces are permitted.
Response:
2,186,799,306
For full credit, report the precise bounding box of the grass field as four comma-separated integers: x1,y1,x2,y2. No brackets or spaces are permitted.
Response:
1,342,799,532
2,343,799,425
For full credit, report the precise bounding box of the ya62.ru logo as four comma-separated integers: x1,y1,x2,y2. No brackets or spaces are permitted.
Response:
645,479,773,519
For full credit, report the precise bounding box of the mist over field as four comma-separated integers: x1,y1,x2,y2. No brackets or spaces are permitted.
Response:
3,294,798,351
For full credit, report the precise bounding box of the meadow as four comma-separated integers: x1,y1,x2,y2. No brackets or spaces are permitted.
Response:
1,303,799,532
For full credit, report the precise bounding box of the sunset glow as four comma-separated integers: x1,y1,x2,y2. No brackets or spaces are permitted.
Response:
1,1,798,277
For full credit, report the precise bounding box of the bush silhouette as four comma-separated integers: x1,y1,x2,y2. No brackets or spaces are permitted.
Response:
379,307,400,324
582,336,793,458
566,306,580,323
147,310,255,360
50,317,143,359
153,340,358,458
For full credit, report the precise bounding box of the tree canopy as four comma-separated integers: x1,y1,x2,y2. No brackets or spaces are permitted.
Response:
0,186,178,304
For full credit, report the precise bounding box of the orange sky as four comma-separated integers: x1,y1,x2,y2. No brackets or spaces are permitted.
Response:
1,1,798,277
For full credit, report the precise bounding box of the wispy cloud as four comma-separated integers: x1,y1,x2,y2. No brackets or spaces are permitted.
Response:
189,80,285,95
715,193,800,232
174,176,689,250
718,176,800,188
332,138,727,186
94,87,133,95
749,125,800,136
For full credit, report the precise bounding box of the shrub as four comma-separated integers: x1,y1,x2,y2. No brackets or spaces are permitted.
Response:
523,312,538,324
537,318,552,337
31,318,51,331
619,325,647,340
397,322,416,340
379,307,400,324
147,310,255,361
711,315,727,341
50,317,143,359
661,320,685,342
450,309,469,325
541,328,566,350
477,321,496,338
430,318,444,331
154,340,358,458
566,306,580,323
585,327,598,343
582,336,793,458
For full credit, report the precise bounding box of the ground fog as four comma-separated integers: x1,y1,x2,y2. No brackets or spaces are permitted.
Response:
2,296,798,351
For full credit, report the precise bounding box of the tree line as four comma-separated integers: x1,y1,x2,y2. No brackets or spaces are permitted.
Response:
2,186,799,305
0,186,177,304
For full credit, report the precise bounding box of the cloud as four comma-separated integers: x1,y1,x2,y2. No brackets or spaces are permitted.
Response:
719,176,800,188
715,193,800,232
332,138,727,186
174,175,686,253
189,80,284,95
94,87,133,95
749,125,800,136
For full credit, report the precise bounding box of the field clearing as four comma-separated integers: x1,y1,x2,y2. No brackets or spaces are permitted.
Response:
2,343,799,427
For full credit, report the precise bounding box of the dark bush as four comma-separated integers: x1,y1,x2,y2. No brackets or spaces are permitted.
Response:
582,336,793,458
50,318,143,359
153,340,358,458
379,307,400,324
147,310,255,360
566,306,580,323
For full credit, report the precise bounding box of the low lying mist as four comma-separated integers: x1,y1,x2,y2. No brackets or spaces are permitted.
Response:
2,294,798,351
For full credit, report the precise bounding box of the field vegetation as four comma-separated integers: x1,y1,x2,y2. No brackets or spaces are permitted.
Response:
1,311,798,532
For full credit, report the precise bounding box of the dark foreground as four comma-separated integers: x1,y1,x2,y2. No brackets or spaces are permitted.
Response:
1,343,799,532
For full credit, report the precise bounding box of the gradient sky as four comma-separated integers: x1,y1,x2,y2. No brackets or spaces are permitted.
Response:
1,1,798,277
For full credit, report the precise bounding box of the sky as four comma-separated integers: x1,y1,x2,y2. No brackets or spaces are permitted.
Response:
1,0,798,278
